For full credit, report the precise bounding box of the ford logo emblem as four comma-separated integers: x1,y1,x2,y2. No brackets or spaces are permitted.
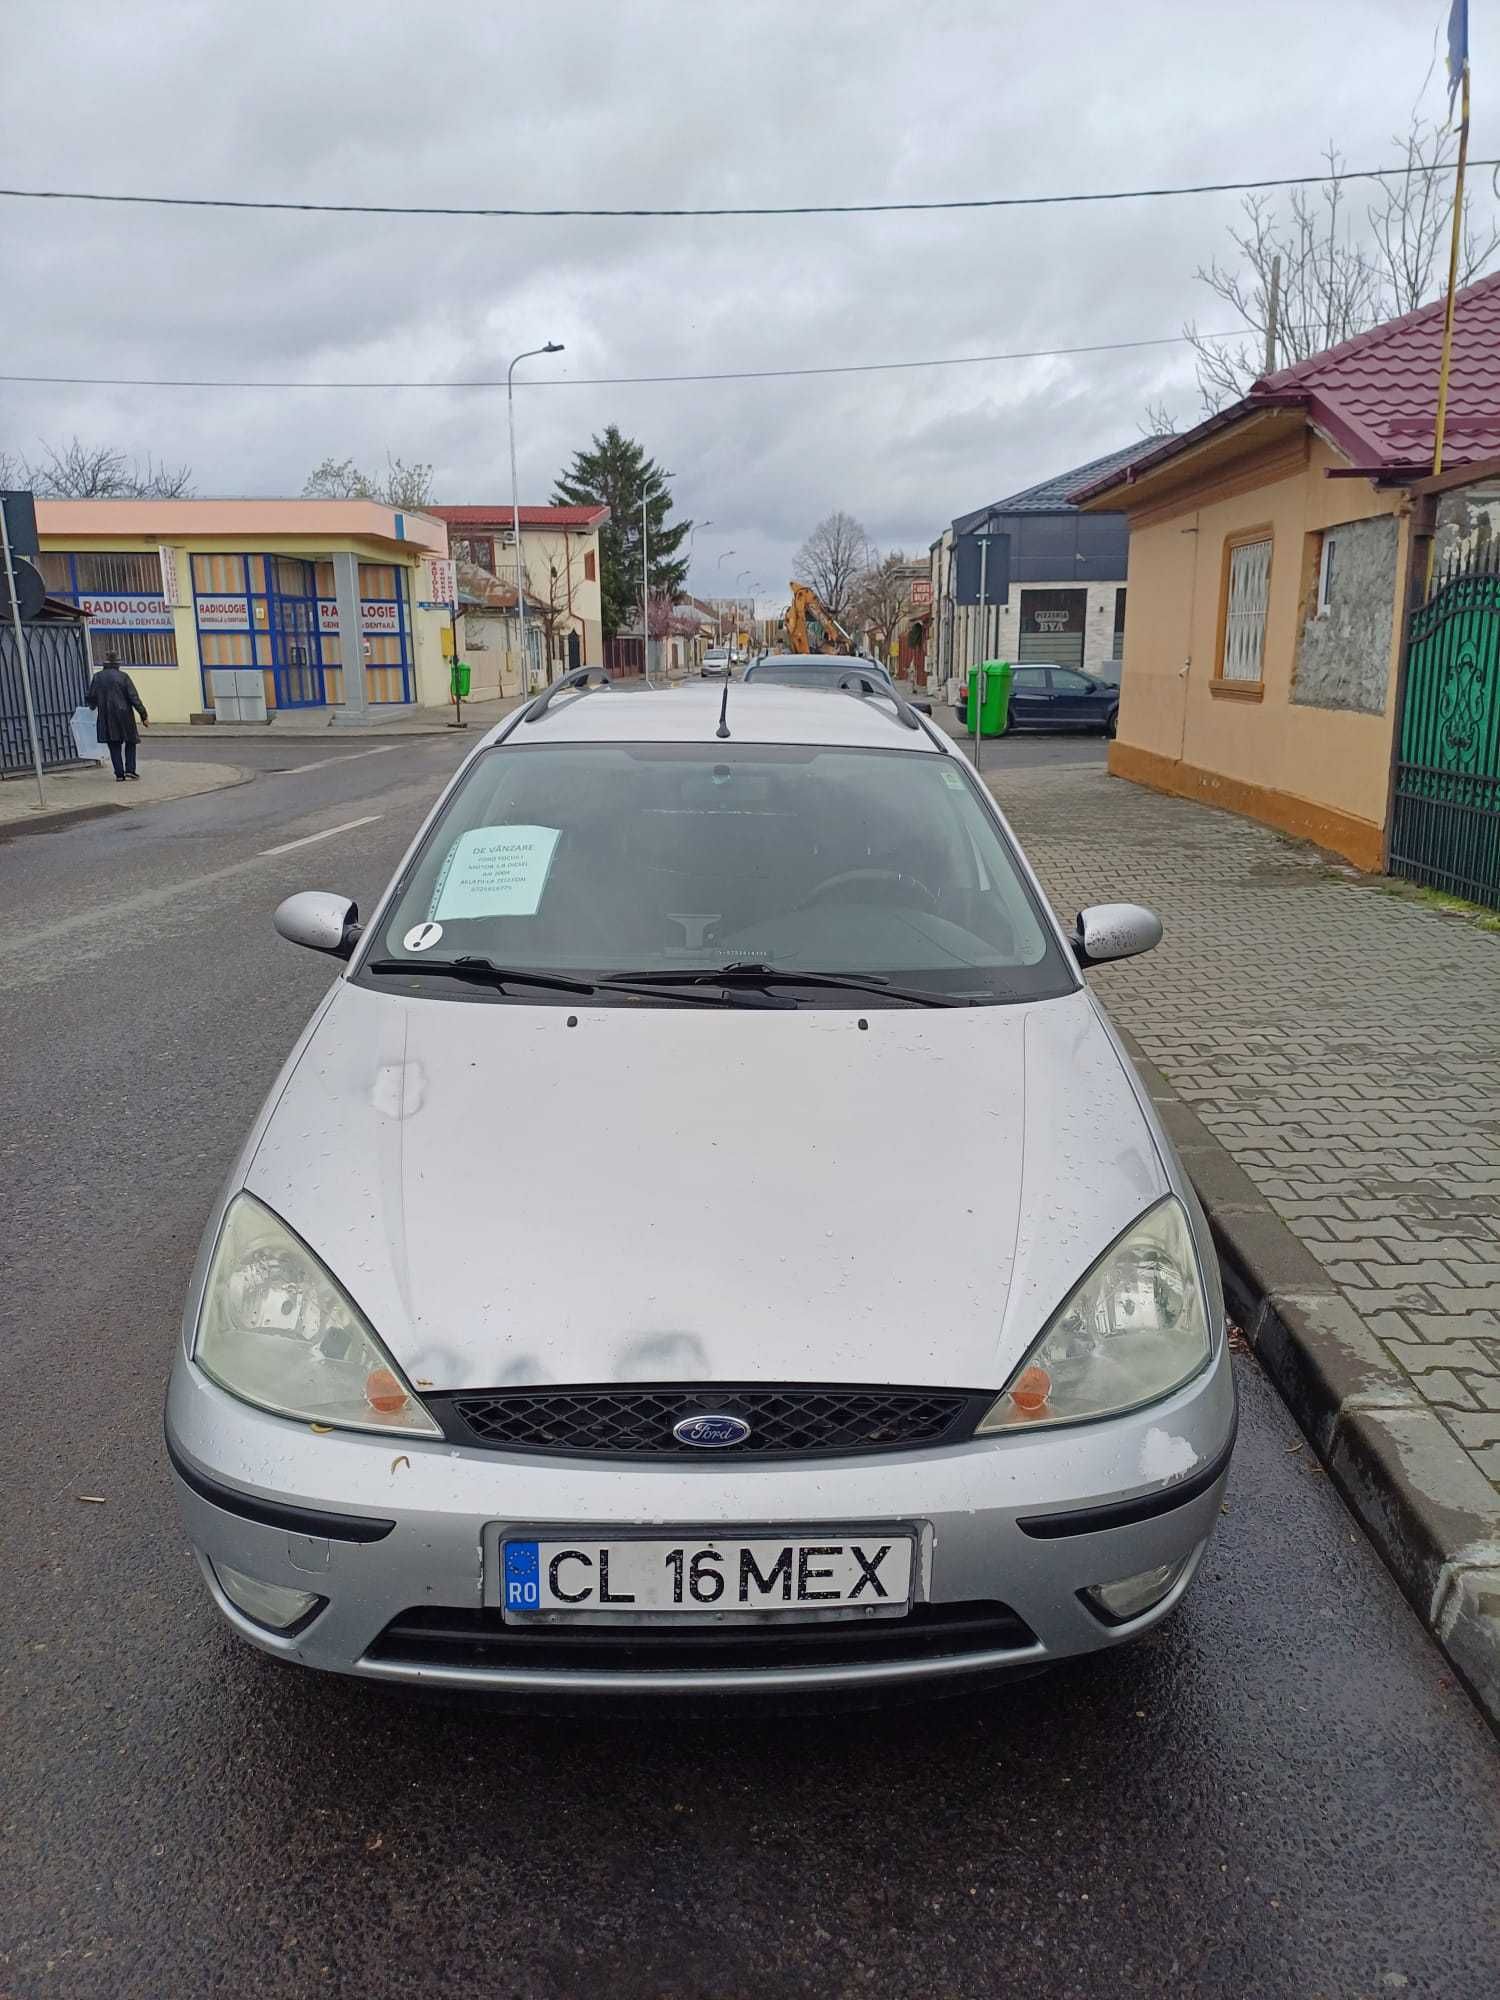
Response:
672,1413,751,1448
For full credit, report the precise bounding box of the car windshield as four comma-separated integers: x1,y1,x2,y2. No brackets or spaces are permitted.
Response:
363,740,1072,1005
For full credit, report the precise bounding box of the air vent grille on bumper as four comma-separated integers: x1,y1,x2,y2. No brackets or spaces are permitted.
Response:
366,1601,1037,1674
429,1385,991,1459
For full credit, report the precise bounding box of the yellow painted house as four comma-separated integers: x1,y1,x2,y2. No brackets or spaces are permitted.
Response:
36,498,454,724
1074,275,1500,869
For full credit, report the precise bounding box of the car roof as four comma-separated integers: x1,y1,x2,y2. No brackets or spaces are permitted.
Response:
481,681,944,751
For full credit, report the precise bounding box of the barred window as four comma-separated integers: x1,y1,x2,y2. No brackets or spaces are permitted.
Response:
1221,536,1272,682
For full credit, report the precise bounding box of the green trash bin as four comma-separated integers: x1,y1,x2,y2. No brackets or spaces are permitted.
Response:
450,660,471,701
966,660,1012,737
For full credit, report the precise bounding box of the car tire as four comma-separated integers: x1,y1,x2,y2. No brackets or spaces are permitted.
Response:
1105,707,1118,740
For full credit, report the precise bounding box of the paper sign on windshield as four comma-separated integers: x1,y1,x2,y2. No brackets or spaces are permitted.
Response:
430,825,561,920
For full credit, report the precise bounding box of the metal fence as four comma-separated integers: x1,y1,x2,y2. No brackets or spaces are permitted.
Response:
1389,543,1500,911
0,618,92,775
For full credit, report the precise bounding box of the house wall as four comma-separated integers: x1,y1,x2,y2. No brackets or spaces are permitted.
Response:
1291,515,1400,714
941,578,1124,688
458,609,539,699
449,522,604,670
1109,433,1409,866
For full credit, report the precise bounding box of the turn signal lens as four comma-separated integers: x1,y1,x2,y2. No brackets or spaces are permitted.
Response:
364,1367,409,1415
1008,1366,1052,1417
194,1193,441,1438
978,1198,1212,1433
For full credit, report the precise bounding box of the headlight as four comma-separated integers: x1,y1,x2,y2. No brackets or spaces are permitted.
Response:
978,1197,1212,1433
194,1193,441,1437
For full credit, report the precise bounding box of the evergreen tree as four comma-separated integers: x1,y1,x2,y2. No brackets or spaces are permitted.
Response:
553,425,690,634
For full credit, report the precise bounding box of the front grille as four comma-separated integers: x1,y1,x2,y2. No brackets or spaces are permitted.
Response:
429,1384,990,1460
366,1601,1037,1674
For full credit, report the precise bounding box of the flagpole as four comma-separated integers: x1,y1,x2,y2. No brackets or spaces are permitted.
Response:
1430,60,1470,544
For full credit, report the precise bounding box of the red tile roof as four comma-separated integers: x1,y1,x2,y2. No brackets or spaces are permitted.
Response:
430,503,610,529
1255,270,1500,468
1072,272,1500,501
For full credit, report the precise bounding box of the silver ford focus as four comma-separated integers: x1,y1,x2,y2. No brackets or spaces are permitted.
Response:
165,675,1235,1699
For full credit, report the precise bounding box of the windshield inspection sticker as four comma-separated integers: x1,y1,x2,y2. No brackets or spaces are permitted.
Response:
429,824,561,920
403,920,444,953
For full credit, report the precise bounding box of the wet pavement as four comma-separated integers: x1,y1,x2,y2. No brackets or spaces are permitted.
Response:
3,735,1497,1999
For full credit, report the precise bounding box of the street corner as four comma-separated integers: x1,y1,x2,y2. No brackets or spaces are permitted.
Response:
0,755,255,837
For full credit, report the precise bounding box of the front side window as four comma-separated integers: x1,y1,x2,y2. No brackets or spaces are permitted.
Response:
363,742,1073,1006
1221,535,1272,682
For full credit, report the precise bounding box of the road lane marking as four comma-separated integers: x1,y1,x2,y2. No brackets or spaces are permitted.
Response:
259,815,382,857
279,745,403,775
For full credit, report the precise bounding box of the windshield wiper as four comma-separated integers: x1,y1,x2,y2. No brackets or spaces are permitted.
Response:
598,962,959,1007
367,956,597,995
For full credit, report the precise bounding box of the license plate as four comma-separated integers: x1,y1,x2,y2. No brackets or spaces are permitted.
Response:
501,1535,914,1618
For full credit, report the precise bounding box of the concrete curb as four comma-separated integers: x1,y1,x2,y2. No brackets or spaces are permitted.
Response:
0,765,256,843
147,724,460,740
1119,1027,1500,1733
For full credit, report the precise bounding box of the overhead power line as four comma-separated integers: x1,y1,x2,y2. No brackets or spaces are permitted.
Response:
0,327,1264,394
1,160,1496,222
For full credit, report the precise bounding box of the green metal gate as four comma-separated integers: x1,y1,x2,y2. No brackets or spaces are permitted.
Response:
1390,545,1500,911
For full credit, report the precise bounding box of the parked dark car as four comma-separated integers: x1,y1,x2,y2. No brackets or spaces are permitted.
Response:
956,664,1119,737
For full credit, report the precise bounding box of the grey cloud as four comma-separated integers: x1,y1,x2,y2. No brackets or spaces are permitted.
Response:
0,0,1448,598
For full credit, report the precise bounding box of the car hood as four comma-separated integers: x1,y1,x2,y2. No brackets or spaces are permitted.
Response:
244,981,1168,1393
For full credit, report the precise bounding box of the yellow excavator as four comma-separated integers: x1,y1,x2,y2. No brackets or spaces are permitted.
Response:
783,580,854,654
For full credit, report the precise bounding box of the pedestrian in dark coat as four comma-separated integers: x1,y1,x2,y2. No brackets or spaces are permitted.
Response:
86,650,149,781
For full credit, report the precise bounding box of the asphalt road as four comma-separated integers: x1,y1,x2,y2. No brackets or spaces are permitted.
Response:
3,731,1498,2000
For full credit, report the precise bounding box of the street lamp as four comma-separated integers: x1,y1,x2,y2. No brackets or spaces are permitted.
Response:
715,549,736,645
507,341,564,694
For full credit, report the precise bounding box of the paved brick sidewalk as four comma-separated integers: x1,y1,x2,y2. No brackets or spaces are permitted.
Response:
990,763,1500,1500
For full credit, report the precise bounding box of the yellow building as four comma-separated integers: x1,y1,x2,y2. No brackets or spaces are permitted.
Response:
432,504,609,697
36,498,454,724
1075,276,1500,869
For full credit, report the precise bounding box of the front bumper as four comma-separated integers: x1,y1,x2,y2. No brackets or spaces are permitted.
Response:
165,1350,1236,1697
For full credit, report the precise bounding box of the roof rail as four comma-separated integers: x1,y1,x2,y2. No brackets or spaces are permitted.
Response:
520,665,612,724
838,674,920,731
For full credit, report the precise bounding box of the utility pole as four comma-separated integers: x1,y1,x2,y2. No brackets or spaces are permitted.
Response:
507,341,564,697
1264,253,1281,375
641,490,652,686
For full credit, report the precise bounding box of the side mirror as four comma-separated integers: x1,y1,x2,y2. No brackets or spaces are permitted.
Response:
274,890,361,960
1072,902,1161,967
911,697,933,715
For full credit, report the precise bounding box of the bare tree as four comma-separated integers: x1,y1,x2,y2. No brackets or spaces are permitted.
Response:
1138,401,1177,440
22,435,194,498
850,550,914,660
302,452,434,507
1184,122,1500,413
1370,119,1500,314
0,448,23,487
794,510,871,621
531,558,574,668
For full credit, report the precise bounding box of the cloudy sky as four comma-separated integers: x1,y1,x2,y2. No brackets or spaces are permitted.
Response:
1,0,1485,604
